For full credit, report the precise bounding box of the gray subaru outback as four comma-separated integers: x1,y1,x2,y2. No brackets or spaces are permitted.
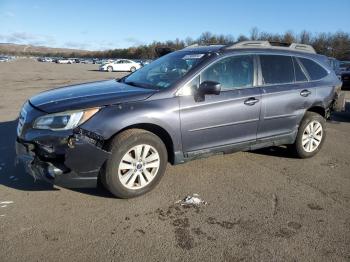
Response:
16,41,343,198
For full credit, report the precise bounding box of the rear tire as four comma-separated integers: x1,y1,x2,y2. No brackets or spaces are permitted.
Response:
103,129,168,198
291,112,326,158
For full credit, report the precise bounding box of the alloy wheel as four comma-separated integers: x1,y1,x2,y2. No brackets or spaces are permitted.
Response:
118,144,160,190
302,120,323,153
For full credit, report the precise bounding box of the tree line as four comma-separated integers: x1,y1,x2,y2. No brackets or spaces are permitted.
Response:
3,28,350,60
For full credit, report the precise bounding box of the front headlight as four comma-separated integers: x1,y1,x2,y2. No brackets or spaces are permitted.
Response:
33,108,99,130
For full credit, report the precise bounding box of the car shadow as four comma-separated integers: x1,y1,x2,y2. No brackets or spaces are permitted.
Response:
252,101,350,158
341,83,350,91
250,146,299,159
0,119,114,198
329,100,350,123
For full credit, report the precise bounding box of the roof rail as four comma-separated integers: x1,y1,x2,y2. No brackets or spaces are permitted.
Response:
289,43,316,53
229,41,271,48
225,41,316,54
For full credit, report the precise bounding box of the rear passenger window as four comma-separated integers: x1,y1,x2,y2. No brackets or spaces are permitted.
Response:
200,55,254,91
298,58,328,80
293,57,308,82
260,55,294,84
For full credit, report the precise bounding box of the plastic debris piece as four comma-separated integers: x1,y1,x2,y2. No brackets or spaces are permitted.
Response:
0,201,14,205
176,193,207,206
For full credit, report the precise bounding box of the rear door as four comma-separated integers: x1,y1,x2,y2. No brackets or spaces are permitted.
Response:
179,54,261,153
257,54,315,139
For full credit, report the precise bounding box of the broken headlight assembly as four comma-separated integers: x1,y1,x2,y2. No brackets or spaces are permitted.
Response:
33,108,99,131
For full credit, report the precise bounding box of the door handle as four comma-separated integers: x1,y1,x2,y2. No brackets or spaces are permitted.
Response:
300,89,311,97
244,97,259,106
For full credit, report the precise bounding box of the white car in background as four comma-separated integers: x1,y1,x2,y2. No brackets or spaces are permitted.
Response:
56,58,75,64
99,59,141,72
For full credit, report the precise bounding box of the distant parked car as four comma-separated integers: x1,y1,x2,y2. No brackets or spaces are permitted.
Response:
340,61,350,72
37,57,52,62
328,57,341,79
341,67,350,86
132,59,143,65
56,58,75,64
340,61,350,87
99,59,141,72
51,58,60,63
0,56,10,62
142,59,153,66
80,58,93,64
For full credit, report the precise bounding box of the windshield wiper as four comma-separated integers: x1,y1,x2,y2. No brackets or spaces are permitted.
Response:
124,81,157,90
124,81,139,87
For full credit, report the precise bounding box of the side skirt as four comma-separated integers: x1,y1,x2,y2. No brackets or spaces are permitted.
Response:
173,131,297,164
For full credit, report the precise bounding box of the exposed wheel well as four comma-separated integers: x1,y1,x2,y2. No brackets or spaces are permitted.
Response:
106,124,175,164
307,106,326,118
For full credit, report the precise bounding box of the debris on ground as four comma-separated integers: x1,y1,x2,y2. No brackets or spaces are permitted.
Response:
176,194,207,207
0,201,14,205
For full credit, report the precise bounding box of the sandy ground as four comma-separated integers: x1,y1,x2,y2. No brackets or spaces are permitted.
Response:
0,59,349,262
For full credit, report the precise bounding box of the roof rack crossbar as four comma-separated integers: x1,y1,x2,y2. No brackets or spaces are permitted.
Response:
225,41,316,54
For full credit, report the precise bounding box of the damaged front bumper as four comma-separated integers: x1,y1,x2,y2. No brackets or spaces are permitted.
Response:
16,131,111,188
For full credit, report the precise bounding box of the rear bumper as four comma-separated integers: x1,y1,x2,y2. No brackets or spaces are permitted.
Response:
16,134,110,188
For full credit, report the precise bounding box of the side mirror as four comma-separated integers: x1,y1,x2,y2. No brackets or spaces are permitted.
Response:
199,81,221,95
193,81,221,102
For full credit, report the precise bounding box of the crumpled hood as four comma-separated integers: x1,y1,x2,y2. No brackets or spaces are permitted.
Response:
29,79,156,113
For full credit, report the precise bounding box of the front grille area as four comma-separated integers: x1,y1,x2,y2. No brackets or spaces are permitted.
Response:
17,104,28,136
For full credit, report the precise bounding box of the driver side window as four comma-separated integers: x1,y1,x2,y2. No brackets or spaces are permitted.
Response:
200,55,254,91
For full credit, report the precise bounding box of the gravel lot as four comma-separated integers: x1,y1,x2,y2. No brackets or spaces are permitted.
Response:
0,59,349,262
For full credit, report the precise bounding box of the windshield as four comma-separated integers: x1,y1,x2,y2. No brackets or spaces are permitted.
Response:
124,51,207,89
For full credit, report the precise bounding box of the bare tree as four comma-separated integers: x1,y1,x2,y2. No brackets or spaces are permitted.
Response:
250,27,259,40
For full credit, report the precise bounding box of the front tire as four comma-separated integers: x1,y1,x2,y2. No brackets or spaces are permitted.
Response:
103,129,168,198
292,112,326,158
130,66,136,72
107,66,113,72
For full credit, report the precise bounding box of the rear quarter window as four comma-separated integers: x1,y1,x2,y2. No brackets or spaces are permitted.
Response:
298,57,328,80
293,57,308,82
260,55,294,85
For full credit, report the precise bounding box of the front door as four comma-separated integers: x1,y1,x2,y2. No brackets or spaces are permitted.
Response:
179,55,261,153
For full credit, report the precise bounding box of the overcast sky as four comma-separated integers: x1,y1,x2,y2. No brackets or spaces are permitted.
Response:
0,0,349,50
